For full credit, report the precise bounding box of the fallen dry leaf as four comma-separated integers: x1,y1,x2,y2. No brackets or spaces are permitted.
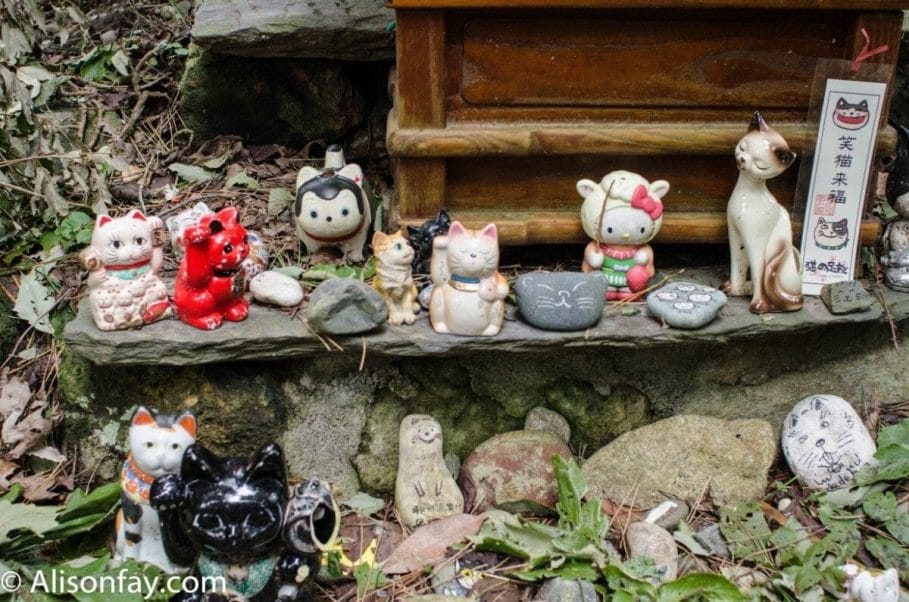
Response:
2,400,51,459
0,372,31,420
381,513,487,574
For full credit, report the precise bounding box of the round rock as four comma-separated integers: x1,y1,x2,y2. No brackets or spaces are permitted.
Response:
305,277,387,335
625,521,678,582
250,270,304,307
533,577,598,602
646,281,726,329
781,394,877,491
516,271,606,331
524,407,571,444
459,430,572,513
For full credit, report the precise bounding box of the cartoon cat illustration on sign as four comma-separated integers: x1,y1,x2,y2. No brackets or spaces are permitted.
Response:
813,217,849,251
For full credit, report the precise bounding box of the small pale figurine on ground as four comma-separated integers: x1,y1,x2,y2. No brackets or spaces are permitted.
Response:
372,230,420,325
80,210,172,330
725,111,803,313
395,414,464,528
114,407,196,573
579,170,668,300
429,221,509,336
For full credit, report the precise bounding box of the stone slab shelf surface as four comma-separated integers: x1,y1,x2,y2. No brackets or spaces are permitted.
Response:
64,281,909,366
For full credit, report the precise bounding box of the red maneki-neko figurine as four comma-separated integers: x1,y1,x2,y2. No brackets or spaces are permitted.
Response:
578,170,670,301
174,206,251,330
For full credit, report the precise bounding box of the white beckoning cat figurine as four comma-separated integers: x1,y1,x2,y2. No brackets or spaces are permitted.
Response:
114,406,196,573
79,210,172,331
429,221,509,336
293,145,371,262
579,170,669,301
725,111,804,313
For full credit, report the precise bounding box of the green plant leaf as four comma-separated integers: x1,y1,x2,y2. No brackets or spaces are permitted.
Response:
225,171,259,189
865,536,909,581
862,490,897,522
512,559,601,582
13,270,55,333
719,502,772,563
110,49,129,76
553,455,585,527
354,562,387,596
878,418,909,449
343,492,385,517
0,498,59,546
856,444,909,485
268,187,295,215
167,162,215,184
603,563,658,600
657,573,747,601
673,521,711,557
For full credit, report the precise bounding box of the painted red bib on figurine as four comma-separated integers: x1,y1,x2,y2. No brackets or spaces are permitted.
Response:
174,207,250,330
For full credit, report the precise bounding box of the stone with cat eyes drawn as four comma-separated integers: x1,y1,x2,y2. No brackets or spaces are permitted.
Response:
820,281,872,315
516,272,606,331
395,414,464,528
781,394,877,491
646,281,726,329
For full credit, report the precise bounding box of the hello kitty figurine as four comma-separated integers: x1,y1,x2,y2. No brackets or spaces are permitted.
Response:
579,170,669,300
79,210,172,331
429,221,509,336
173,206,250,330
114,406,196,573
293,145,370,262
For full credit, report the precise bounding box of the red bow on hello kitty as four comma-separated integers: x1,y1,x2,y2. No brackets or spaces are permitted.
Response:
630,185,663,220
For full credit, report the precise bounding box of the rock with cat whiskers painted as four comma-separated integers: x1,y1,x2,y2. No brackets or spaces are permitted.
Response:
646,282,727,329
114,406,195,573
781,394,877,491
395,415,464,528
516,272,605,331
80,210,172,331
819,281,873,315
429,221,509,336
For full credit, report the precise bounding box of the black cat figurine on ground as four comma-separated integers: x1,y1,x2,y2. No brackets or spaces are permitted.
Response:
407,208,451,275
150,443,337,602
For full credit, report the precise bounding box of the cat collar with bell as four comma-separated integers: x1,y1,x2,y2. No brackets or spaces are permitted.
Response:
448,274,481,291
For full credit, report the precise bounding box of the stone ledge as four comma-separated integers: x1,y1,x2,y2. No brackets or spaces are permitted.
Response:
63,276,909,366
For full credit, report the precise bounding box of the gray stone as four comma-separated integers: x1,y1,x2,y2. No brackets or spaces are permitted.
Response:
625,522,679,582
881,248,909,291
644,500,689,531
250,270,304,307
524,407,571,443
460,430,572,513
192,0,395,61
694,523,731,560
306,277,387,335
516,271,605,331
179,45,366,146
418,285,433,310
532,577,598,602
820,281,874,315
582,415,776,507
647,281,727,329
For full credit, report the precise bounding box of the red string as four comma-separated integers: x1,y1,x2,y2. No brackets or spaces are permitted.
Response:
851,27,889,73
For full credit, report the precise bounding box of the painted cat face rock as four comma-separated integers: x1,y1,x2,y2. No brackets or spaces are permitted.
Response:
813,217,849,251
646,281,727,329
833,97,870,131
516,271,606,331
781,394,877,491
578,170,668,245
128,407,196,478
735,113,796,180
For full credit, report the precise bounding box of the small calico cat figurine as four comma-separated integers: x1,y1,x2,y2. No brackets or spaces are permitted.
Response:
152,442,324,601
395,415,464,528
725,112,804,313
813,217,849,251
407,209,451,275
372,230,420,326
114,407,195,573
429,221,509,336
80,210,172,331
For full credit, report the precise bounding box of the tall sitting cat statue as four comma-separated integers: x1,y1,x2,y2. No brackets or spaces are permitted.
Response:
173,206,250,330
114,407,195,573
373,230,420,326
725,112,804,313
429,221,509,336
80,210,171,331
293,145,371,262
579,170,669,300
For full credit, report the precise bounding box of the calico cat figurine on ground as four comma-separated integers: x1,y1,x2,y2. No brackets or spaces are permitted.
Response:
725,112,804,313
80,210,172,331
429,221,509,336
407,208,451,275
151,442,331,601
173,207,250,330
114,407,195,573
372,230,420,325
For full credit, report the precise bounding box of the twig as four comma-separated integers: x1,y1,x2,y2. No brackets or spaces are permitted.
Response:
359,337,367,372
0,180,46,199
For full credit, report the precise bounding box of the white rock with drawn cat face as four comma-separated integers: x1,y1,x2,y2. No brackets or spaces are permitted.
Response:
781,394,877,491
